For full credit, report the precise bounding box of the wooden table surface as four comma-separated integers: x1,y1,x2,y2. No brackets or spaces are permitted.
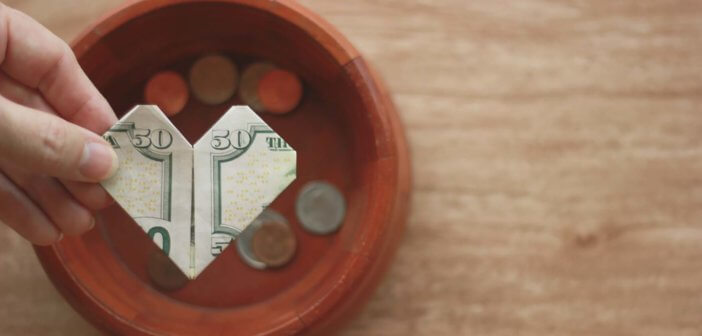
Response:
2,0,702,335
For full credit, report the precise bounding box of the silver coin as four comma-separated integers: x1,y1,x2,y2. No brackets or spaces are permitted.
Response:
236,209,289,270
295,181,346,235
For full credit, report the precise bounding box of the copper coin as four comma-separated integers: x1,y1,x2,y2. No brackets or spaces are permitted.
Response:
189,54,238,105
251,218,296,268
239,62,276,112
144,71,189,116
257,69,303,114
236,214,267,270
147,250,189,291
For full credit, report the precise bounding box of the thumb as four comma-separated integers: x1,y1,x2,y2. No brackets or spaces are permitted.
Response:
0,97,118,182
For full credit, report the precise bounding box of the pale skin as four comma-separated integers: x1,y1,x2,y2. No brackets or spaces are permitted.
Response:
0,4,119,245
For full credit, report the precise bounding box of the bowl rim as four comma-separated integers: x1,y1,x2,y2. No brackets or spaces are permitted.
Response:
72,0,361,68
35,0,411,335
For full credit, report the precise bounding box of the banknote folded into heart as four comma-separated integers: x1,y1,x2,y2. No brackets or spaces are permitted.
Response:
101,105,296,279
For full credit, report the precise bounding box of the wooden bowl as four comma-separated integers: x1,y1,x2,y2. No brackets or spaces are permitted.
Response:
34,0,411,335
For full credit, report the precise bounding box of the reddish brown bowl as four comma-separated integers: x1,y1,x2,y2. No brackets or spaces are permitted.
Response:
34,0,411,335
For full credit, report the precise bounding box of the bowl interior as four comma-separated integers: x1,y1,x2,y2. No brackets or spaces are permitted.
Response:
76,2,376,308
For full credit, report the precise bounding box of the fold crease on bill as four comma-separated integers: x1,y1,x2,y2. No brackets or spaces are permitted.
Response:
101,105,296,279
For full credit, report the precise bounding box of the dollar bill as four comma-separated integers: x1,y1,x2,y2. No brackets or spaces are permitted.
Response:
192,106,296,276
101,105,296,279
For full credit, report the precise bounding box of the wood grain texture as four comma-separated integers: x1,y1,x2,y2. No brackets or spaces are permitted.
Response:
2,0,702,335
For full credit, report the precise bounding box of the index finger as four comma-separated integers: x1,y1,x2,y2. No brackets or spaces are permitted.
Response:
0,4,116,133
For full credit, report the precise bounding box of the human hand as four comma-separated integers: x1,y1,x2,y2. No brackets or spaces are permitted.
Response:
0,4,119,245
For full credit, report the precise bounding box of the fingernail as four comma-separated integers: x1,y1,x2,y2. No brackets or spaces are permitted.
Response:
80,142,118,180
57,232,64,242
88,216,96,230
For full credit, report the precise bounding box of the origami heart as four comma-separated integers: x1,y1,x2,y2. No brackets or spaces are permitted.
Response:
101,105,296,278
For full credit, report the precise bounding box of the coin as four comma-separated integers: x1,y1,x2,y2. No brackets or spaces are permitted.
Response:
239,62,275,112
236,215,267,270
251,218,296,267
257,69,303,114
144,70,189,116
236,209,294,269
295,181,346,235
189,54,238,105
147,250,189,291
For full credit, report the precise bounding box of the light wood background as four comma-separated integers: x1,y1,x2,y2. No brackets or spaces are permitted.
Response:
2,0,702,335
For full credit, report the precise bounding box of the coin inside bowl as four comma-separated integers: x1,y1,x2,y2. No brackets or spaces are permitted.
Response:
34,1,410,335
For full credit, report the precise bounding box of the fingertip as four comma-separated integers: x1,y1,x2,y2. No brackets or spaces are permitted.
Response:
92,193,115,211
79,141,119,181
88,216,96,231
59,205,94,236
104,99,118,125
101,193,115,208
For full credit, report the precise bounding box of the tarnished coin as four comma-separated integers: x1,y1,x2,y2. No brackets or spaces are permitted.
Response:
239,62,275,112
257,69,303,114
144,70,189,116
189,54,238,105
147,250,189,291
251,218,297,267
295,181,346,235
236,209,294,269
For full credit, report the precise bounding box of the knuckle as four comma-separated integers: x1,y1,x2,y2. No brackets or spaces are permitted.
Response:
38,118,69,170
